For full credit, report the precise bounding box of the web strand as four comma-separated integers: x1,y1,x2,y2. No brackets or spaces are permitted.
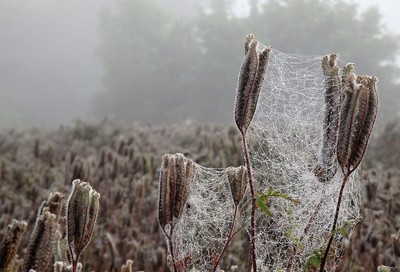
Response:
163,49,362,272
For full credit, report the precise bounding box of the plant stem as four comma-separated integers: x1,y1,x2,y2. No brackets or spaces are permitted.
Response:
242,133,257,272
212,206,238,272
162,227,178,272
169,228,178,272
72,260,77,272
319,173,350,272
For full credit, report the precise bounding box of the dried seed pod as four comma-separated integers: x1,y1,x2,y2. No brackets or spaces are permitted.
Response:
53,229,69,263
54,262,70,272
226,166,247,206
244,33,255,55
0,220,27,272
38,192,64,222
158,153,196,229
23,211,57,272
337,66,378,176
66,180,100,270
171,154,187,222
314,54,341,182
121,260,134,272
235,34,272,134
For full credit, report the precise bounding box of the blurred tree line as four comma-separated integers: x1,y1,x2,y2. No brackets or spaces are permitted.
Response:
94,0,400,126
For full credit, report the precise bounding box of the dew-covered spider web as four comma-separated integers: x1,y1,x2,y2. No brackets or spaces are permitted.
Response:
166,166,237,271
163,48,361,272
247,49,361,271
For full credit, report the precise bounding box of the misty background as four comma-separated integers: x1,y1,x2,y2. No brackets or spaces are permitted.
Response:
1,0,399,129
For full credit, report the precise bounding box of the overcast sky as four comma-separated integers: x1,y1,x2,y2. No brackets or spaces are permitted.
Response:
0,0,398,128
354,0,399,34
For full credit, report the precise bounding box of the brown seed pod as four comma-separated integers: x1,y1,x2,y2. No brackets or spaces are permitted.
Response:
0,220,27,272
244,33,255,55
235,34,271,134
23,211,57,272
38,192,64,222
314,54,341,182
158,153,196,229
121,260,134,272
226,166,247,206
337,66,378,176
66,180,100,269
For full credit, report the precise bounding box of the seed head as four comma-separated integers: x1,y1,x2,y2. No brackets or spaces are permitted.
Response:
66,179,100,267
0,220,27,271
226,166,247,206
337,65,378,176
158,153,196,229
23,211,57,272
235,34,271,134
314,54,341,182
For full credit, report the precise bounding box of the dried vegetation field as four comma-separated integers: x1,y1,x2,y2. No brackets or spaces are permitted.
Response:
0,118,399,271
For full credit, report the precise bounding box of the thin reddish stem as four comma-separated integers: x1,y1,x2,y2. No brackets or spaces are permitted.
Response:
319,173,350,272
242,133,257,272
162,226,178,272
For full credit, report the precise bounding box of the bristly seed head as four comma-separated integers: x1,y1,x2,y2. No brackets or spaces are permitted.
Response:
23,211,57,272
226,166,247,206
337,65,378,176
66,179,100,268
158,153,196,228
158,153,196,229
314,54,341,182
0,219,27,271
235,34,271,135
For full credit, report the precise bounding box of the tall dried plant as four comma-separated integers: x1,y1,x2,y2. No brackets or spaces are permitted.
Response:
314,53,341,183
66,179,100,272
0,219,27,272
319,65,378,271
23,210,57,272
234,33,271,272
158,153,196,272
212,166,247,272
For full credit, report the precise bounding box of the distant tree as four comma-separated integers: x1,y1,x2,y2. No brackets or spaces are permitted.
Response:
95,0,400,124
247,0,400,123
94,0,201,123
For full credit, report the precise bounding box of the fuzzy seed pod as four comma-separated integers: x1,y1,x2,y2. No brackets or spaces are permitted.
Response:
54,262,80,272
66,180,100,269
0,220,27,272
53,229,69,263
337,65,378,176
38,192,64,222
226,166,247,206
314,54,341,182
158,153,196,229
121,260,134,272
235,34,271,134
23,211,57,272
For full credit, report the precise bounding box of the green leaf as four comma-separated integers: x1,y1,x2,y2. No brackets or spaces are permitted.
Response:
303,249,322,272
256,194,272,217
256,188,300,217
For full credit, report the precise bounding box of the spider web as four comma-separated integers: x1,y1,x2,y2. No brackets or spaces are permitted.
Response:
167,165,237,271
246,48,361,271
162,48,362,272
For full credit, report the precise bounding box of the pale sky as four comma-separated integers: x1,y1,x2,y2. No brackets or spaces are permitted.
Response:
232,0,399,65
353,0,399,34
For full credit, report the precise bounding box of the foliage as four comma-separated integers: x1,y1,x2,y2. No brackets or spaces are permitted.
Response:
0,119,398,270
256,189,300,217
95,0,400,125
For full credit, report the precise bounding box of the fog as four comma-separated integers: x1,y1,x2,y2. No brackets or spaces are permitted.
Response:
0,0,399,128
0,0,108,127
